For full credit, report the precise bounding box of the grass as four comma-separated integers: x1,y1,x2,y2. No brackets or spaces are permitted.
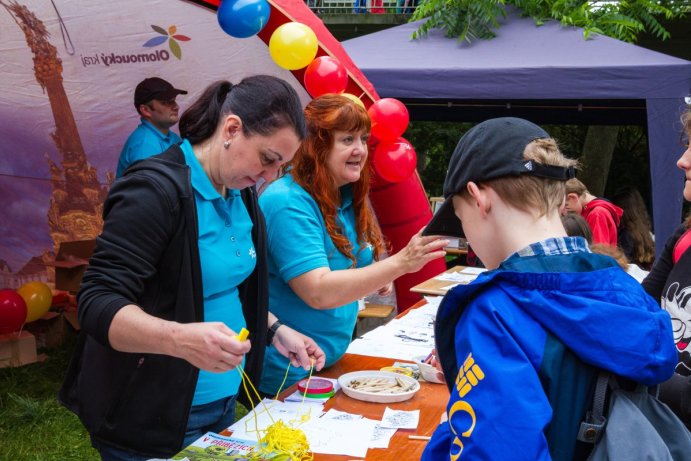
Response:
0,336,98,460
0,335,249,460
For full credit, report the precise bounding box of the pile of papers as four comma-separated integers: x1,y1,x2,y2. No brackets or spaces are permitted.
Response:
348,267,487,360
347,297,441,361
224,399,421,458
436,266,487,291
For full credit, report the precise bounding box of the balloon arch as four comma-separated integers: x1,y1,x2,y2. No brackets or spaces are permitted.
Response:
206,0,445,311
0,0,444,328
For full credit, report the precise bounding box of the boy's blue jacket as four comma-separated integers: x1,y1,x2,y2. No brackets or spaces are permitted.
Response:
422,254,676,461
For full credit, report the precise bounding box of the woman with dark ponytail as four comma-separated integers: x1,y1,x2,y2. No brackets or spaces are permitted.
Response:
60,75,325,460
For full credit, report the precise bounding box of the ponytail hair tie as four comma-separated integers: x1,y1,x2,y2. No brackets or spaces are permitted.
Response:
219,81,233,103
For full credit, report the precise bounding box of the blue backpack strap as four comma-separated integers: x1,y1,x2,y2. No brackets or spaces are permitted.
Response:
578,371,609,444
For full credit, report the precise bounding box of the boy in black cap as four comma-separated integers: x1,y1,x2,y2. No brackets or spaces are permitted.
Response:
116,77,187,177
421,117,675,461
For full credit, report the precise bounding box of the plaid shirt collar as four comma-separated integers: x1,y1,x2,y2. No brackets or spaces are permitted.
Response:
511,236,591,259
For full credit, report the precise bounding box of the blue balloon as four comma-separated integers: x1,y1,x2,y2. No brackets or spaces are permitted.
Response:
217,0,271,39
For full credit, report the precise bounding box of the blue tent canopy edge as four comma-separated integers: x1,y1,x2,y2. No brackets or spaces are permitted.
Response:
343,14,691,255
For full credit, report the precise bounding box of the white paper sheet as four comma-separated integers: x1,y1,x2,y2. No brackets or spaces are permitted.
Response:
365,417,398,449
423,296,442,308
372,326,435,348
380,407,420,430
322,409,362,420
320,411,398,449
392,311,436,329
440,283,461,292
227,399,323,442
459,267,487,275
347,300,438,360
435,272,478,284
301,417,376,457
346,338,432,361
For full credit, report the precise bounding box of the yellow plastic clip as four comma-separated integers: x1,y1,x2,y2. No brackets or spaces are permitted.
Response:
236,328,249,342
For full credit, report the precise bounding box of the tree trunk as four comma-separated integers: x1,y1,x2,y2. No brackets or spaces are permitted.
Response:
578,125,619,197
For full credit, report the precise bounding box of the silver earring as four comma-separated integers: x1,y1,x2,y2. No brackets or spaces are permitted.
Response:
223,140,231,149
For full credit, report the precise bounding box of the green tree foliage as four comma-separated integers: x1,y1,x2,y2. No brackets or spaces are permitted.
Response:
408,122,650,207
407,121,473,197
411,0,686,43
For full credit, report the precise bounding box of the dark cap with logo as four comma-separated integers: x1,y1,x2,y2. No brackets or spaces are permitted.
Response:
423,117,575,238
134,77,187,108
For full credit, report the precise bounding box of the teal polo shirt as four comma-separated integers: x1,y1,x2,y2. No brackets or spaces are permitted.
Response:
258,174,374,395
116,119,182,177
179,140,256,406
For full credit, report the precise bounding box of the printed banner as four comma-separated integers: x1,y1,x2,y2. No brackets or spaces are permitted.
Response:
0,0,309,288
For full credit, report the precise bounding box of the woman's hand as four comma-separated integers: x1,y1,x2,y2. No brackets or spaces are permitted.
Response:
377,282,394,297
171,322,251,373
394,229,448,274
107,305,251,373
272,324,326,371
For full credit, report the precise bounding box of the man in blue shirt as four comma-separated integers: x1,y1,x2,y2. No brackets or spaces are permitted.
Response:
116,77,187,177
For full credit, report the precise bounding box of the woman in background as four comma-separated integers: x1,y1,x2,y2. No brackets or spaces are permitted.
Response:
258,94,447,395
642,108,691,429
611,188,655,270
561,213,593,244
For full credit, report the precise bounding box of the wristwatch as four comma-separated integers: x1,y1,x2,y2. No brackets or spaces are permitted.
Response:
266,320,282,346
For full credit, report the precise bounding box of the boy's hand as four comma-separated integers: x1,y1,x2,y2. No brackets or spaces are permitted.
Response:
425,348,445,381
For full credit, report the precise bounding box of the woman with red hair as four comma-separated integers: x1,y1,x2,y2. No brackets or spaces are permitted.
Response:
258,94,447,395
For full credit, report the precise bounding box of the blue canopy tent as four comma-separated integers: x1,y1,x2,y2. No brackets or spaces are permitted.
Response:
343,13,691,254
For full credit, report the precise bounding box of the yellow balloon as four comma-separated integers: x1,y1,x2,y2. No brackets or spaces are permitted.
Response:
269,22,318,70
17,281,52,323
341,93,366,109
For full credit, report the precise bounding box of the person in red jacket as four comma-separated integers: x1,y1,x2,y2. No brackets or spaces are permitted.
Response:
564,178,623,245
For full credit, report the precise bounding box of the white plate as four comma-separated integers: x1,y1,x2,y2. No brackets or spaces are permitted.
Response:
338,370,420,403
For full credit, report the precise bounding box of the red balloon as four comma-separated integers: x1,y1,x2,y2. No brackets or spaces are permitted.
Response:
373,138,417,183
0,289,27,334
303,56,348,98
367,98,410,142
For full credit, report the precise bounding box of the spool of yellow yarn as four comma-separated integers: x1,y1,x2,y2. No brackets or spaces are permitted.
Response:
235,345,315,461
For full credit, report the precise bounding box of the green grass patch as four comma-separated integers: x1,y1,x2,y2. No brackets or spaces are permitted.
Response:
0,337,98,460
0,336,252,460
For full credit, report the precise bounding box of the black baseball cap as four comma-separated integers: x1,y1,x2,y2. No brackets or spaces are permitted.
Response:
423,117,575,238
134,77,187,108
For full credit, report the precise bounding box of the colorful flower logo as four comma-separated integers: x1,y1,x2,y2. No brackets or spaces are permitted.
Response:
143,25,190,60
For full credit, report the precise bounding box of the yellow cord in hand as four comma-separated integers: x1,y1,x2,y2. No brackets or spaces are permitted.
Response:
236,360,315,461
236,327,250,342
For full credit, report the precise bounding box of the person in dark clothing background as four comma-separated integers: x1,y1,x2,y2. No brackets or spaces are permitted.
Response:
561,213,593,244
611,188,655,270
643,107,691,429
116,77,187,177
